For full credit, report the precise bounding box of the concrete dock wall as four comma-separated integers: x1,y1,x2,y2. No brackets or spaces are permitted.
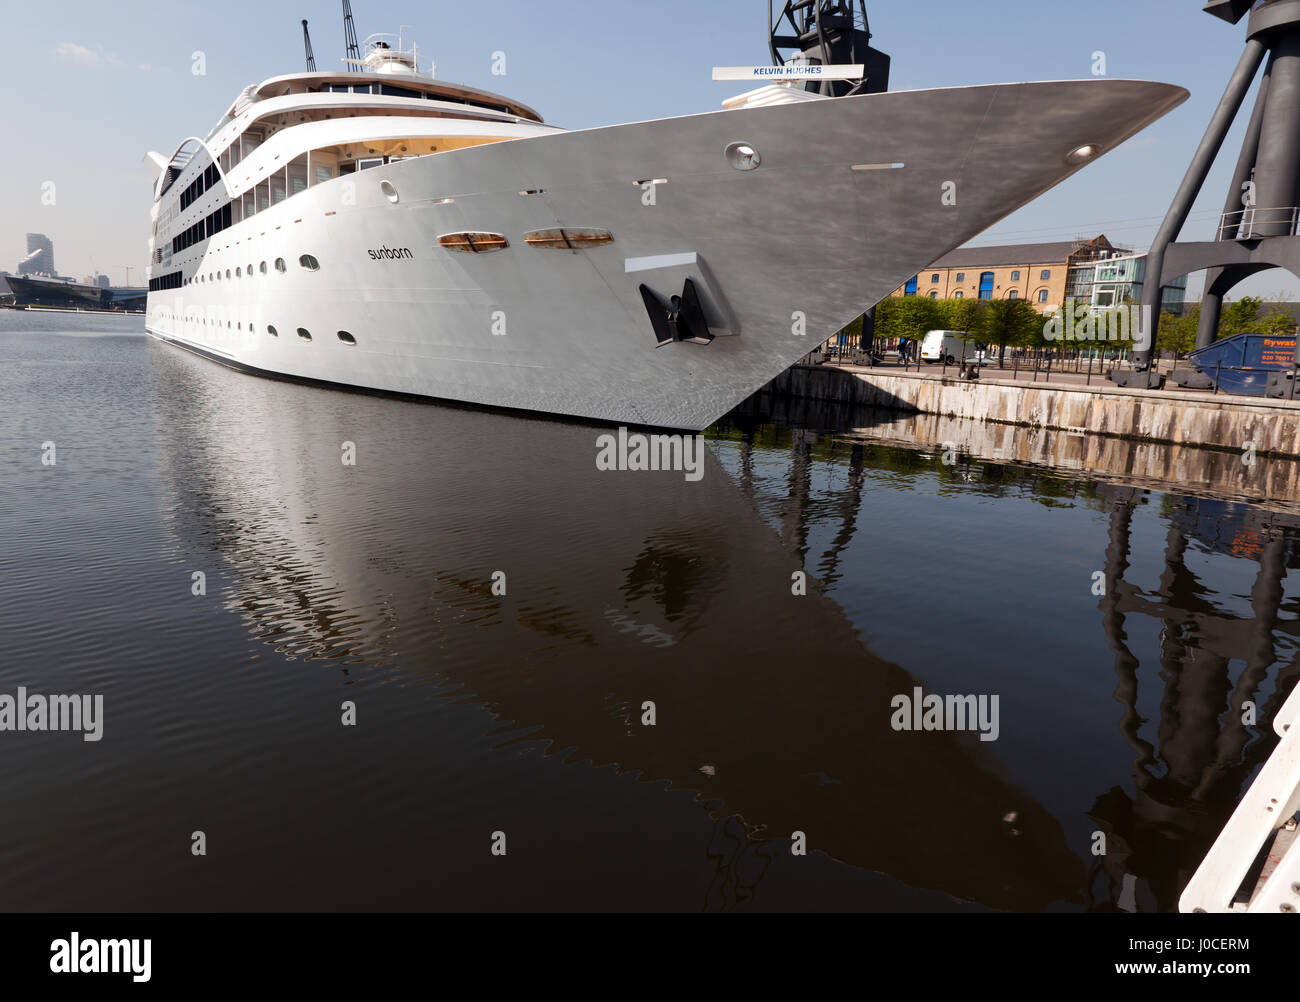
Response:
765,365,1300,459
844,409,1300,515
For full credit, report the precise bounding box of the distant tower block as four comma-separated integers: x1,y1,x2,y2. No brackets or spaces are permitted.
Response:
1115,1,1300,388
768,0,890,96
17,233,54,276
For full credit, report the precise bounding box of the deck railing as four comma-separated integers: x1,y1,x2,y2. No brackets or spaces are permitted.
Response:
1217,206,1300,241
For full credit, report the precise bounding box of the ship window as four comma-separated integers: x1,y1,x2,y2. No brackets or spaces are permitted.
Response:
337,331,357,345
299,255,320,270
225,269,231,279
268,324,278,337
236,267,241,277
523,227,615,249
247,263,253,275
438,232,509,253
275,258,287,273
297,328,312,341
260,261,268,275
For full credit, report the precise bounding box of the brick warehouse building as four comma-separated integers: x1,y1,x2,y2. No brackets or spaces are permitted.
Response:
889,235,1130,312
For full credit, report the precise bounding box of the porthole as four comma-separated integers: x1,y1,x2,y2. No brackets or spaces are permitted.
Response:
247,263,253,275
236,267,241,278
1066,143,1102,165
268,324,278,337
438,231,509,253
297,328,312,341
275,258,287,273
299,254,320,271
225,269,231,279
260,261,268,275
524,227,614,249
725,142,761,171
379,180,399,203
337,330,357,346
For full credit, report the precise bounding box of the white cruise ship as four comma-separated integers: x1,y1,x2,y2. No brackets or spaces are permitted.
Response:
143,28,1187,430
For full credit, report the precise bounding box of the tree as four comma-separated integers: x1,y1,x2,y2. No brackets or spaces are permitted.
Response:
1220,296,1263,337
984,299,1042,365
936,297,988,340
875,296,941,344
1156,304,1199,357
1261,303,1299,337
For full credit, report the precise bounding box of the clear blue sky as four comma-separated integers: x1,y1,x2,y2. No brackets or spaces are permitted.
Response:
1,0,1290,300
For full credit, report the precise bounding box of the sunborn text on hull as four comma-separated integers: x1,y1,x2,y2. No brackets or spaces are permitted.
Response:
143,29,1187,430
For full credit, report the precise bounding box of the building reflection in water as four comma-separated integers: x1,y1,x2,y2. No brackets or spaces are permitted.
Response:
718,396,1300,912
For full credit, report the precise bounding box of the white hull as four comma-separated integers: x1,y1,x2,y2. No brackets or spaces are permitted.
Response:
146,79,1186,429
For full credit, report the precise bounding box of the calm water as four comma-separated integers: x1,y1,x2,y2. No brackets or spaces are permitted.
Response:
2,310,1297,912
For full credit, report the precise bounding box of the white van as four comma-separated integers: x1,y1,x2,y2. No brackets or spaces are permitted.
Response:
920,330,969,364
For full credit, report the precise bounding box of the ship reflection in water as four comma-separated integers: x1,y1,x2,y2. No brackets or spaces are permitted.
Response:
2,326,1297,912
123,353,1300,910
147,347,1079,912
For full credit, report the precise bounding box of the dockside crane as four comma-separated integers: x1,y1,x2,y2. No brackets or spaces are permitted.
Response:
342,0,361,70
302,19,317,72
768,0,890,97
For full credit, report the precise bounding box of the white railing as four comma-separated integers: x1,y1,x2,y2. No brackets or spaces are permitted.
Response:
1218,206,1300,240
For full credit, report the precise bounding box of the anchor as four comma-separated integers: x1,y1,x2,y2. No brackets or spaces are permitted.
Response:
639,279,716,348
